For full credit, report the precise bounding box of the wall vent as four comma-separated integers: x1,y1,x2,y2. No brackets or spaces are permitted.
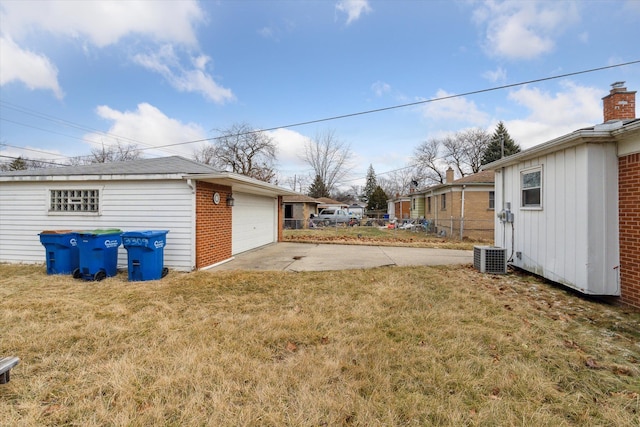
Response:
473,246,507,274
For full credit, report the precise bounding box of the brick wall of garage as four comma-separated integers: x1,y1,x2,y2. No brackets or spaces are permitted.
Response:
195,181,233,269
619,153,640,309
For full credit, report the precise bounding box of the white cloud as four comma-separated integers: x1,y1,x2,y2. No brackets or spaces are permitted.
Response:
483,66,507,83
267,128,312,171
371,81,391,97
84,103,206,157
505,81,603,148
421,89,490,126
473,0,579,60
0,36,63,98
336,0,372,25
1,0,204,47
0,0,209,99
133,46,235,104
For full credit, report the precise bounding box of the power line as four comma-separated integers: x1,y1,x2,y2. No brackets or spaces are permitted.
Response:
0,101,191,158
2,60,638,164
139,59,640,151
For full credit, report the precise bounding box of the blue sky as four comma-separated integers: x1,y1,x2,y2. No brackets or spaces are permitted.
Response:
1,0,639,189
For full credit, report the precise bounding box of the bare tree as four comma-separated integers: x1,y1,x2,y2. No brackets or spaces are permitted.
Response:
192,143,217,166
449,128,490,175
283,174,308,193
90,141,142,163
413,138,446,185
302,129,352,194
195,122,278,183
414,128,490,184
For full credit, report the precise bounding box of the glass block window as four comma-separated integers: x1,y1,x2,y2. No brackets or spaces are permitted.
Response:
50,189,100,212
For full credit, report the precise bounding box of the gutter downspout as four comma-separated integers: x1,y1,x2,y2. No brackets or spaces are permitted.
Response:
501,167,507,250
450,186,454,238
187,179,197,271
461,185,466,240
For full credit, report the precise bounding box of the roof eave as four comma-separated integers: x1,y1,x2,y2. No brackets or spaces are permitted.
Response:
187,172,299,197
0,173,188,183
483,129,615,170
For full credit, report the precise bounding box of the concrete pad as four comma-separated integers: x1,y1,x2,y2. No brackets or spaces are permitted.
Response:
208,242,473,272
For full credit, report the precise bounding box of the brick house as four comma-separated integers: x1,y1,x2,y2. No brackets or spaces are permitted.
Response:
484,82,640,309
0,156,298,271
388,195,411,220
410,169,496,240
282,195,320,229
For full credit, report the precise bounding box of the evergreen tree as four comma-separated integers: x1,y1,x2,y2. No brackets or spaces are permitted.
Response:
481,121,521,165
367,185,388,211
308,174,330,198
363,164,377,202
9,156,28,171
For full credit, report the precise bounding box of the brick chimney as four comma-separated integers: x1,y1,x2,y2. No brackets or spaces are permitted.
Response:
602,81,636,122
445,167,454,184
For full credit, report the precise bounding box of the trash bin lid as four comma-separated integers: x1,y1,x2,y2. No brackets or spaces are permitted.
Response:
39,230,74,235
78,228,123,236
121,230,169,238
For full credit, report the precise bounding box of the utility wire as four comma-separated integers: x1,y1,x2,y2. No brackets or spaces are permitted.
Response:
2,60,638,162
145,59,640,151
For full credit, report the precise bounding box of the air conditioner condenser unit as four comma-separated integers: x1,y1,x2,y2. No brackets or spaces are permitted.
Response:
473,246,507,274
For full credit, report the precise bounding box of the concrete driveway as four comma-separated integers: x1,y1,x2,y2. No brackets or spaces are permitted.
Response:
208,242,473,272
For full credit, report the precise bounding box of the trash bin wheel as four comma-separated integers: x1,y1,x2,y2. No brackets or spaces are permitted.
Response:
161,267,169,278
72,268,82,279
94,270,107,281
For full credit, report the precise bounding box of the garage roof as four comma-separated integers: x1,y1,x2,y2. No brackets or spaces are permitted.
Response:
0,156,300,197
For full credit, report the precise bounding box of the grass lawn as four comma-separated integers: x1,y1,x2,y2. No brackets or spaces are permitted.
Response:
283,227,488,250
1,263,639,426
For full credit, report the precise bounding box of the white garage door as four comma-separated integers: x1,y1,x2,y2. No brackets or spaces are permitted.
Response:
232,192,277,255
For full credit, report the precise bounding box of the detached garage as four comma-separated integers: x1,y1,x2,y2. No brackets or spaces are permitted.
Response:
0,156,298,271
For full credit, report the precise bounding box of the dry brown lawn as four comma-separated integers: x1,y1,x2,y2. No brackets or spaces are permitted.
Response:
1,262,639,426
283,227,488,250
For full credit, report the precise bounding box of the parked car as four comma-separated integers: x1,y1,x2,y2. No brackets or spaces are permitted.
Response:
314,209,359,226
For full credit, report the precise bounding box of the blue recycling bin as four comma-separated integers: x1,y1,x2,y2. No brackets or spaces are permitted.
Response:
122,230,169,281
75,229,122,281
38,230,79,274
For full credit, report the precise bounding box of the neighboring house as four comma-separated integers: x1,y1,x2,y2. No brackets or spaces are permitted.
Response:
0,156,298,271
282,197,365,229
410,169,495,240
409,192,426,220
388,195,411,220
346,203,366,219
282,195,320,229
316,197,347,212
484,82,640,309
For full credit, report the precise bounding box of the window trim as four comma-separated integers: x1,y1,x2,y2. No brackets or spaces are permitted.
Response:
520,166,543,210
488,191,495,210
47,187,102,216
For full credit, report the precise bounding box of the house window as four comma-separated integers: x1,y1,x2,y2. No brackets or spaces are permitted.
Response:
50,189,100,212
488,191,495,210
427,196,432,214
412,198,416,210
521,167,542,208
441,194,446,210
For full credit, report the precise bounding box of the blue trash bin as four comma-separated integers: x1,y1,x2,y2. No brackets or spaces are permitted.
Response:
75,229,122,281
38,230,79,274
122,230,169,281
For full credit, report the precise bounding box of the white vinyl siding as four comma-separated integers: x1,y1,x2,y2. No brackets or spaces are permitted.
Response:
0,180,195,271
494,143,619,295
232,192,277,255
